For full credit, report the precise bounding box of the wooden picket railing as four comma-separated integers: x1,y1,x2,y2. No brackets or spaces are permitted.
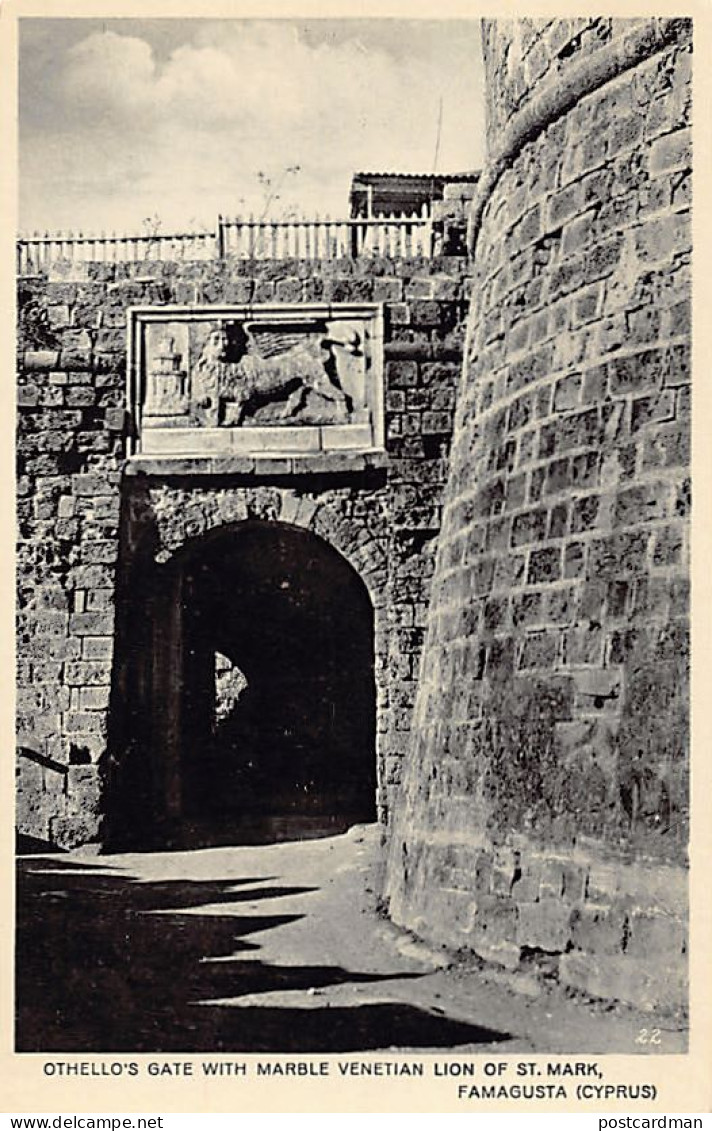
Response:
217,209,433,260
17,210,434,274
16,229,216,275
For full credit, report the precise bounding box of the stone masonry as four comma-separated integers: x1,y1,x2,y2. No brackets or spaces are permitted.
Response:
385,18,691,1014
16,249,474,848
17,17,692,1016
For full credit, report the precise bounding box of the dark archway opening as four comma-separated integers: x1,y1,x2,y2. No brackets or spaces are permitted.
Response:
111,520,377,847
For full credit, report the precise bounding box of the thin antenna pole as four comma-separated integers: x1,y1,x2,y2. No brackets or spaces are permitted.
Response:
432,95,444,174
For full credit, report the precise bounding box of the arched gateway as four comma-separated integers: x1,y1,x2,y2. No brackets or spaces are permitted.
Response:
108,520,377,847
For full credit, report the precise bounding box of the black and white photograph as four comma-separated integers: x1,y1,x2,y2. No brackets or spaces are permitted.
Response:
8,3,705,1112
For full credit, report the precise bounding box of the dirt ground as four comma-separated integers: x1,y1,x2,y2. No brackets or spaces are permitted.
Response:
15,824,687,1054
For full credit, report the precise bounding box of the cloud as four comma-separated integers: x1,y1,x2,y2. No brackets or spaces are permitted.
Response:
62,31,157,117
59,24,435,134
20,20,485,232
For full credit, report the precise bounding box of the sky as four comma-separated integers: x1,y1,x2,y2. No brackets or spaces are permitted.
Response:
19,18,486,235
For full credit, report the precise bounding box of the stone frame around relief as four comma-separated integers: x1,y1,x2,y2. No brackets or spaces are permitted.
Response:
126,302,385,460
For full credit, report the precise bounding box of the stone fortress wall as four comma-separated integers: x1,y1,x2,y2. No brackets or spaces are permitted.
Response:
385,17,692,1013
17,17,693,1014
17,249,474,846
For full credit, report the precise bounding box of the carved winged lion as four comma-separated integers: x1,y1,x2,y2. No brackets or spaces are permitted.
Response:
193,322,354,426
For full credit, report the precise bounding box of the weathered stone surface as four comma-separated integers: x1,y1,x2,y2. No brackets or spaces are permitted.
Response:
385,17,690,1017
17,255,474,847
16,24,690,1019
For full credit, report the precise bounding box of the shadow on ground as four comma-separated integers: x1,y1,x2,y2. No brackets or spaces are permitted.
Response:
16,856,510,1053
141,814,368,851
16,832,65,855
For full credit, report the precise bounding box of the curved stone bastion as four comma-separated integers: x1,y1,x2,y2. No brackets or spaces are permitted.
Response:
385,17,692,1014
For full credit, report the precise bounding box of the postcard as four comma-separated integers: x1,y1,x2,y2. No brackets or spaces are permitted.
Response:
2,0,710,1116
